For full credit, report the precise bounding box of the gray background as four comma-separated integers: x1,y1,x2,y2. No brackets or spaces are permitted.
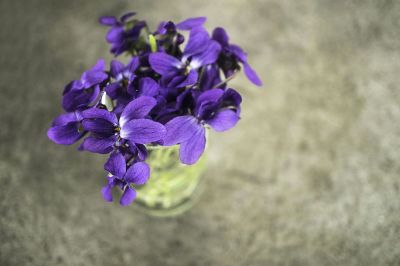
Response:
1,0,400,265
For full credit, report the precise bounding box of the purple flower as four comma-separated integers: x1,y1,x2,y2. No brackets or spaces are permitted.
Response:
163,89,240,164
99,12,146,56
149,27,221,88
62,59,108,112
79,96,166,154
47,111,85,145
212,27,262,86
101,152,150,206
105,57,139,100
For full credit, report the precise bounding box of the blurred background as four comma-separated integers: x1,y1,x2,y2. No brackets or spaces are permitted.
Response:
1,0,400,265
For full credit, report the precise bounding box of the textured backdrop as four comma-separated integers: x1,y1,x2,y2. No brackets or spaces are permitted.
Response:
1,0,400,265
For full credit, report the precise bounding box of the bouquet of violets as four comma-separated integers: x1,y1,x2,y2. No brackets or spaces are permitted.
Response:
47,12,262,207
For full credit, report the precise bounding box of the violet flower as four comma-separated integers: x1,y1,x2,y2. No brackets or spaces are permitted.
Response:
163,89,240,164
105,57,139,100
149,27,221,88
212,27,262,86
62,59,108,112
99,12,146,56
47,111,85,145
102,152,150,206
79,96,166,154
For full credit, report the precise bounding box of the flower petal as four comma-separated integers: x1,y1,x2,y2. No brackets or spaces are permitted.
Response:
183,27,209,60
124,162,150,185
62,86,100,112
207,109,240,132
78,135,116,154
200,64,222,90
190,40,221,69
139,77,159,97
99,16,117,26
163,115,201,146
47,122,83,145
104,83,121,99
104,152,126,177
120,12,136,22
196,88,224,106
230,44,248,63
51,112,79,127
176,17,207,30
106,26,124,43
212,27,229,47
120,186,136,206
177,69,198,87
81,119,115,135
127,56,140,72
81,59,107,87
120,96,157,126
243,62,263,86
101,185,113,202
222,88,242,107
179,127,206,165
149,52,183,75
110,60,125,78
82,108,118,124
120,119,166,144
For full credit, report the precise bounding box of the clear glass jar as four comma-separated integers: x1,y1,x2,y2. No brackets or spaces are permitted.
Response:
133,145,207,217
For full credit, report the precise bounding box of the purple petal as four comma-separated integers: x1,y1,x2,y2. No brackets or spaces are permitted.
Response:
179,127,206,165
81,119,115,135
243,62,262,86
63,80,83,95
110,60,125,78
230,44,248,63
190,40,221,69
200,64,222,90
139,77,159,97
207,109,239,132
177,69,198,87
176,17,207,30
222,88,242,107
136,144,148,161
104,152,126,177
99,16,117,26
82,108,118,125
51,112,79,127
120,96,157,126
106,26,124,42
78,135,116,154
105,83,121,99
101,185,113,202
149,52,183,75
196,88,224,106
47,122,83,145
127,56,140,72
212,27,229,47
81,59,107,87
183,27,209,60
120,119,166,144
120,12,136,22
120,186,136,206
124,162,150,185
128,143,148,161
62,86,100,112
163,115,201,146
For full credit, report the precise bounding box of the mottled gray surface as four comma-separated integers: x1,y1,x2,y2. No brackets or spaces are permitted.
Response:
1,0,400,265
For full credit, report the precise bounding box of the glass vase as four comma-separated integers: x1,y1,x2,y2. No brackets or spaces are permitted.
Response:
133,145,207,217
